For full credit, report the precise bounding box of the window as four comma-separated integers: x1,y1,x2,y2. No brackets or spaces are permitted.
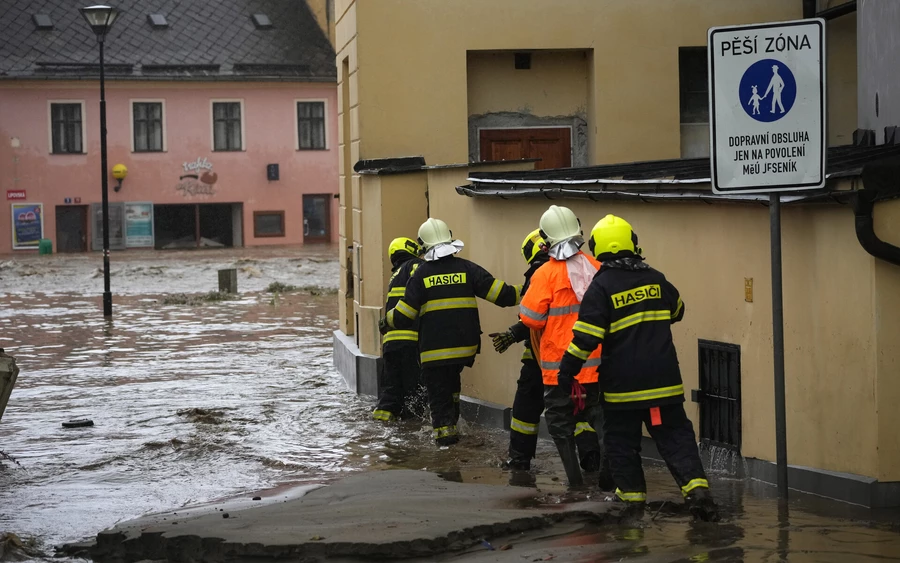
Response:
678,47,710,158
297,101,326,150
50,102,84,154
253,211,285,237
132,101,164,152
212,101,243,151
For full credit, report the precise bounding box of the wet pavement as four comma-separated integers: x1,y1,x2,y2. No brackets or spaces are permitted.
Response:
1,246,900,562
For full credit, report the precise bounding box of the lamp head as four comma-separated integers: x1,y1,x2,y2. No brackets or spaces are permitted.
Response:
112,163,127,192
80,5,120,38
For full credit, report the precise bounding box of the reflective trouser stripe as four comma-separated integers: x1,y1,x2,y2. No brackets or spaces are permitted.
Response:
421,345,478,364
604,384,685,404
609,310,672,333
574,422,595,436
420,297,478,315
382,330,418,343
372,409,394,422
542,357,602,370
616,489,647,503
510,417,538,436
566,342,590,360
434,425,458,439
681,478,709,496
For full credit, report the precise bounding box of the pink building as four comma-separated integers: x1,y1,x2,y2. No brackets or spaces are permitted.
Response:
0,0,338,254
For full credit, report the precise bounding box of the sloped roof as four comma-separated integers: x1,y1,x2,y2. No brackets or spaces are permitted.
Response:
0,0,336,81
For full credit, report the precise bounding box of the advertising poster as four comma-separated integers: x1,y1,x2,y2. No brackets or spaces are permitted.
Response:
125,202,154,248
11,203,43,250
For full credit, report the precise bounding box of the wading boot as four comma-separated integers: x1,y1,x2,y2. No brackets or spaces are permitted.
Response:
617,501,647,526
597,457,616,492
501,457,530,471
685,488,720,522
554,437,584,487
579,450,601,472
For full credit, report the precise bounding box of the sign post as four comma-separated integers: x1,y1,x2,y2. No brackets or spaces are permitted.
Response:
708,18,826,500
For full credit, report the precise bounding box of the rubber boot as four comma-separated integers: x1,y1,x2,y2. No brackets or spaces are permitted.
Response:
554,438,583,487
579,450,601,472
685,488,720,522
597,456,616,492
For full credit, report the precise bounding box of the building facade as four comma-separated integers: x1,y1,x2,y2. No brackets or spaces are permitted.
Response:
0,0,338,254
333,0,900,506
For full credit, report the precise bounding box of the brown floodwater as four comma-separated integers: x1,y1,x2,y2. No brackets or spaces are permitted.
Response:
1,247,899,562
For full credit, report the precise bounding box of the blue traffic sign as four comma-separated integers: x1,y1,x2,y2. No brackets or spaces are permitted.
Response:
739,58,797,123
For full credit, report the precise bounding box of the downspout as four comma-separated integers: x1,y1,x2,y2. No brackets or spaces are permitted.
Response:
851,191,900,266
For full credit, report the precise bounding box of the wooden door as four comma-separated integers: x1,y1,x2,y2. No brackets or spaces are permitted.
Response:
479,127,572,170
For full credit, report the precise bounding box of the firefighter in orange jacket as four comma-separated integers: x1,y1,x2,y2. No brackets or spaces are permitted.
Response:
490,229,604,475
558,215,718,521
518,205,611,488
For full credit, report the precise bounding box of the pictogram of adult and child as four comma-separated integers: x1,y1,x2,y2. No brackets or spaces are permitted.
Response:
747,64,786,115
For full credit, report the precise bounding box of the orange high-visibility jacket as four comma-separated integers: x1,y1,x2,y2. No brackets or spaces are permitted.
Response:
518,251,602,385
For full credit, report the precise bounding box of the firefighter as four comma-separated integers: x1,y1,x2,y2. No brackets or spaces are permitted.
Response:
557,214,719,522
373,237,426,422
518,206,610,488
384,218,522,446
489,229,606,476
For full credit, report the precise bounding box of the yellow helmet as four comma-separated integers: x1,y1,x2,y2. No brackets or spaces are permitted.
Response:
521,228,546,264
388,237,420,262
588,214,641,259
417,218,452,250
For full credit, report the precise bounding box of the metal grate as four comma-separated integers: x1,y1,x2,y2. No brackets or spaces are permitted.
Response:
693,340,741,452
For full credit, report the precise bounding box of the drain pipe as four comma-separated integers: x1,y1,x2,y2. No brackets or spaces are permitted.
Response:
852,191,900,266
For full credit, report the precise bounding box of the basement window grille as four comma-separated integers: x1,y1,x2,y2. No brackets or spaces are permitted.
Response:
692,340,741,452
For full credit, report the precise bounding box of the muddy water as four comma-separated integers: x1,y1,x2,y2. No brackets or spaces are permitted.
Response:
2,247,900,562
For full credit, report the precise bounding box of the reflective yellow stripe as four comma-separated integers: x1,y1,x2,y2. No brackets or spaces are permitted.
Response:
573,320,606,339
514,284,522,305
673,297,684,318
616,489,647,503
386,309,396,328
383,330,418,343
452,392,460,403
566,342,590,361
521,348,534,361
387,287,406,298
519,304,547,322
574,422,595,436
609,310,672,333
421,345,479,364
604,384,684,403
395,299,419,320
486,280,504,303
372,409,394,422
681,478,709,496
510,417,538,436
433,425,458,439
420,297,477,315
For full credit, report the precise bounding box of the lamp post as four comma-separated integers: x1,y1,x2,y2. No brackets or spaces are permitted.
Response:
80,5,119,317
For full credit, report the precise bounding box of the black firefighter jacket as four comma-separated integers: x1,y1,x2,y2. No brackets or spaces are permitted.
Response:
382,255,423,353
387,255,521,368
557,262,686,410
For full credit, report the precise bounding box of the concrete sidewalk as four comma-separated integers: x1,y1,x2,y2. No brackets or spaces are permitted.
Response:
62,470,621,562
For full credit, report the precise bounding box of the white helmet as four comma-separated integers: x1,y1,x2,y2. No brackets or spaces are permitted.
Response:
417,218,452,250
539,205,582,246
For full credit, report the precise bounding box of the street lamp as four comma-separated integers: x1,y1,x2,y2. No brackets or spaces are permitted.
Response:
80,5,119,317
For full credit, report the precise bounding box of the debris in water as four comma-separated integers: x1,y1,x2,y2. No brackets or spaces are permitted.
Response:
222,513,229,519
0,449,22,467
0,533,44,560
265,281,297,293
480,540,495,551
309,535,324,541
500,544,512,551
252,496,262,501
160,292,237,306
62,419,94,428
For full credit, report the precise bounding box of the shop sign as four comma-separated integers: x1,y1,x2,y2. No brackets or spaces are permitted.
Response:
176,157,218,197
125,202,154,248
11,203,43,250
6,190,26,200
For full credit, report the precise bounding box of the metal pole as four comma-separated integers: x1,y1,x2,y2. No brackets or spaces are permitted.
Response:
99,36,112,317
770,193,788,499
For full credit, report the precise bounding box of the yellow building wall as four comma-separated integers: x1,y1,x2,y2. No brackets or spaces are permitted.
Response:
874,198,900,481
826,12,858,146
353,0,802,167
424,175,882,478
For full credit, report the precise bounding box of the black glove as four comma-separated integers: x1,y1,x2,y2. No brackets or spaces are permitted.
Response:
378,317,389,335
556,371,575,396
488,331,516,354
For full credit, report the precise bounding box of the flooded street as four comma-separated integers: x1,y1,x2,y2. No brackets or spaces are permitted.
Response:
1,247,900,562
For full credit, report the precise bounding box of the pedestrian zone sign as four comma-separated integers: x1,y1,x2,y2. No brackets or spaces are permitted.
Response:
708,19,826,194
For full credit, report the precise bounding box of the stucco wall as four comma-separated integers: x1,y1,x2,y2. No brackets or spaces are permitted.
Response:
0,81,339,254
874,198,900,481
423,176,885,478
